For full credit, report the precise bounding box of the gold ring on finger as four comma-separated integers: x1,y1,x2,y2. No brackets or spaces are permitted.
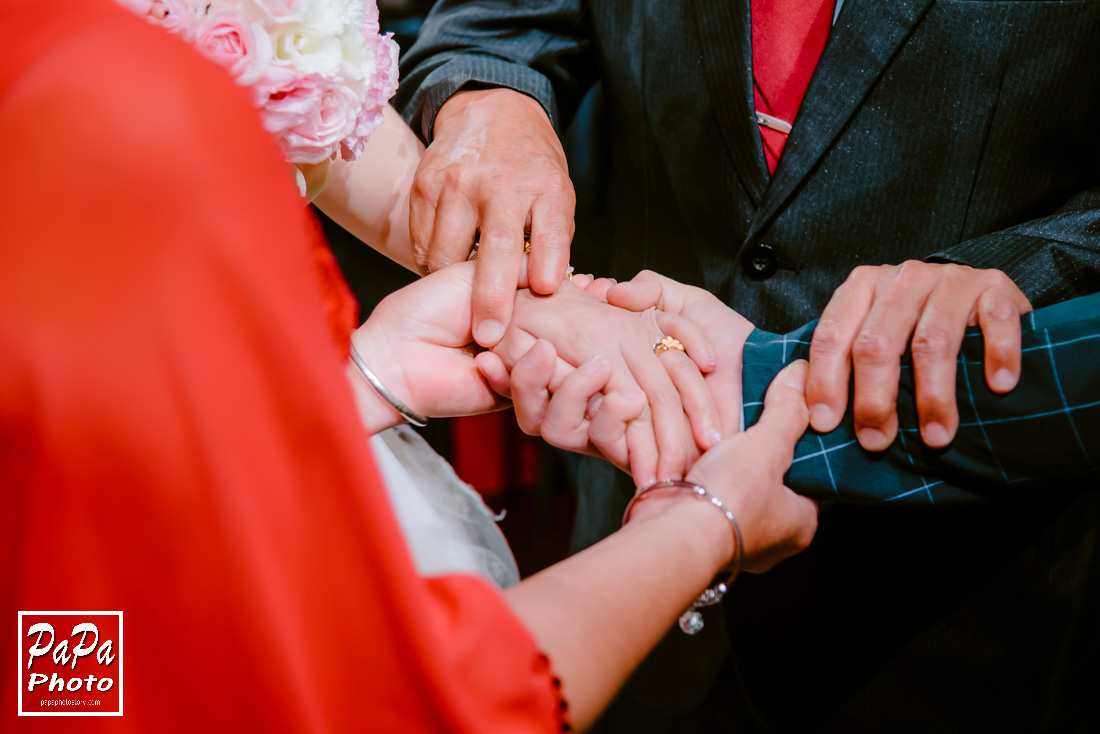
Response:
653,336,686,356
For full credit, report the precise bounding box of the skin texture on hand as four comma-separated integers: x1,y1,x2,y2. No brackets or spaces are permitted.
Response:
411,88,576,346
805,261,1032,451
480,277,723,486
629,361,819,573
352,261,511,430
604,271,755,440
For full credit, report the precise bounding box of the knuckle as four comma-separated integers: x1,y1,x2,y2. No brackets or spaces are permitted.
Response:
810,319,847,355
477,282,516,308
984,332,1018,357
910,327,954,362
852,330,895,364
543,170,574,195
650,386,682,410
478,231,520,253
982,297,1019,322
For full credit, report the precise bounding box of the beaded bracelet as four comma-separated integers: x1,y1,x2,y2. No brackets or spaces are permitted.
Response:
349,341,428,427
622,480,743,635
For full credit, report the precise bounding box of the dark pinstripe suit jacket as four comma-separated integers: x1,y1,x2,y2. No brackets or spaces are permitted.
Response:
398,1,1100,730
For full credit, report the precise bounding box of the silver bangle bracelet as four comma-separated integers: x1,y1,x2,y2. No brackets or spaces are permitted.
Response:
622,479,743,635
349,341,428,427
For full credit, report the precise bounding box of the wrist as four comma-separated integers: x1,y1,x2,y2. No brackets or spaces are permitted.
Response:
347,326,422,434
434,87,549,137
625,490,735,572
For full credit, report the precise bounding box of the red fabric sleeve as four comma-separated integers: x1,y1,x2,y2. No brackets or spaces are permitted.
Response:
0,1,563,731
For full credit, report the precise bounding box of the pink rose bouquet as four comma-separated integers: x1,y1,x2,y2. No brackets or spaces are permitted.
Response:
119,0,399,164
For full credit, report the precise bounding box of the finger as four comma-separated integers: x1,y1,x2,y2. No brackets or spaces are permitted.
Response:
806,268,876,433
474,351,513,399
605,272,665,312
656,311,717,373
509,339,558,435
540,355,613,453
569,273,595,290
654,312,722,450
622,398,659,487
976,285,1029,393
588,389,648,472
408,168,440,274
426,188,479,274
621,338,687,481
651,347,722,450
582,276,616,300
909,286,971,448
848,269,933,450
751,360,812,458
527,190,575,295
471,204,528,346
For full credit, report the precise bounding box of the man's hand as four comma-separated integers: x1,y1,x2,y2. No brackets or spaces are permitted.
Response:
410,88,576,346
806,261,1032,450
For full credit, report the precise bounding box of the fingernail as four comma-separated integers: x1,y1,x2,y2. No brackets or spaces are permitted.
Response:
586,394,604,417
475,319,505,345
858,427,890,451
642,475,657,488
810,404,836,432
522,343,545,368
622,388,643,400
708,427,723,448
580,355,605,374
784,360,809,392
922,421,952,448
607,278,618,285
990,368,1016,392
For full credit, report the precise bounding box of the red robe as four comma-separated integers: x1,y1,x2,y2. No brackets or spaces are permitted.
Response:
0,1,565,730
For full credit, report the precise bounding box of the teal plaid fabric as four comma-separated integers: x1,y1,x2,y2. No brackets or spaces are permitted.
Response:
742,292,1100,505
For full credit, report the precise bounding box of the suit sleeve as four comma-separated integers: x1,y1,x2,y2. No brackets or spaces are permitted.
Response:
927,189,1100,308
741,293,1100,506
395,0,598,141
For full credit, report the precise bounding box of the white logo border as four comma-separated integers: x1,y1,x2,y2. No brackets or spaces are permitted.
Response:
17,611,123,717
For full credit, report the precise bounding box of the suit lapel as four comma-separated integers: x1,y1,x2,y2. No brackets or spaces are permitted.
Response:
692,0,768,206
745,0,935,246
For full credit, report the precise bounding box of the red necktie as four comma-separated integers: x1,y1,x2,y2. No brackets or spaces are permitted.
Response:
752,0,836,172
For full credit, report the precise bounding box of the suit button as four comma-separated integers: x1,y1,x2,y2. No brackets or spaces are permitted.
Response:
743,242,778,279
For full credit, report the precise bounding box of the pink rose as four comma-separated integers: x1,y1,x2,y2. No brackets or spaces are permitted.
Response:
340,32,399,161
187,12,272,86
256,65,359,163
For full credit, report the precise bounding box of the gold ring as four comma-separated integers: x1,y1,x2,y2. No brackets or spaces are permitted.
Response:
523,241,531,255
653,336,686,356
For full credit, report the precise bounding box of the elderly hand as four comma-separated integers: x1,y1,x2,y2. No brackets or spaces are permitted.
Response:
411,88,575,346
806,261,1032,450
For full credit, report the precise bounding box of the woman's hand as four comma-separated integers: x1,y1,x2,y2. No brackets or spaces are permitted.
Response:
605,270,755,441
683,361,818,573
352,261,539,432
478,338,648,475
486,277,723,486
